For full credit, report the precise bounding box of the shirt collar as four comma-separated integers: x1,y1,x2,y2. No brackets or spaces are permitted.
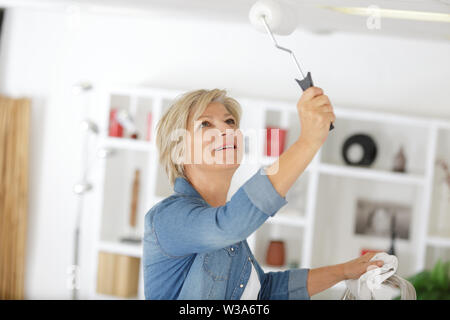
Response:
174,176,204,199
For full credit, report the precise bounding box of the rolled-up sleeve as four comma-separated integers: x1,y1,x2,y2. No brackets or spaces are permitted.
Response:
258,268,310,300
153,167,288,257
288,268,310,300
243,167,288,216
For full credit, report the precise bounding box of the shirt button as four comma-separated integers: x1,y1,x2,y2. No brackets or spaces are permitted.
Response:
230,247,234,251
248,257,251,261
240,284,244,288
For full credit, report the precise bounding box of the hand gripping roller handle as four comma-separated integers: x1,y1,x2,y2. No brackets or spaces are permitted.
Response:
252,0,334,131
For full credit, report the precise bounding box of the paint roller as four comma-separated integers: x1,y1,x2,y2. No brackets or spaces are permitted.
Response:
249,0,334,131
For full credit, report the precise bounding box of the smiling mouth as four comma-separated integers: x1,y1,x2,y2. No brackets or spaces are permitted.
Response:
214,144,236,152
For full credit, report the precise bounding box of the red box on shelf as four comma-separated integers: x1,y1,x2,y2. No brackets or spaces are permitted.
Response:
265,127,287,157
109,109,123,138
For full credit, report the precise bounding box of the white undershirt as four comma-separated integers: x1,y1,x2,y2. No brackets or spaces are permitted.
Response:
240,262,261,300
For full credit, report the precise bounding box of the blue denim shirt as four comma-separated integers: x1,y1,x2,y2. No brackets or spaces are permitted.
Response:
142,167,310,300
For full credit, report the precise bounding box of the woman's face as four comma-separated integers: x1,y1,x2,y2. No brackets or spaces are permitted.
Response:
184,102,243,172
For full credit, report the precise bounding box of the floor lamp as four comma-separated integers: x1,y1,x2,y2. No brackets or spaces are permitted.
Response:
70,82,97,300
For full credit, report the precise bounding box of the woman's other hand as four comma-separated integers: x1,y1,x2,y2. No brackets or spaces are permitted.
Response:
341,251,385,280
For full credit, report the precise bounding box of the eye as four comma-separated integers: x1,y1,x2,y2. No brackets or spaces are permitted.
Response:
225,118,236,125
199,120,211,129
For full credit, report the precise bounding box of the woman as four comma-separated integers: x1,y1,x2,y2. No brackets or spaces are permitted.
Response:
143,87,384,300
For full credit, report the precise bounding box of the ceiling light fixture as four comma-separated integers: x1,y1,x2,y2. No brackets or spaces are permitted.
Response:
322,6,450,23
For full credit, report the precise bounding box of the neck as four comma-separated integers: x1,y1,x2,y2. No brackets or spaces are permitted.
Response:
185,166,235,207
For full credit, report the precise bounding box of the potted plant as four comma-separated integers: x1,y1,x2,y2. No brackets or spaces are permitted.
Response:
404,259,450,300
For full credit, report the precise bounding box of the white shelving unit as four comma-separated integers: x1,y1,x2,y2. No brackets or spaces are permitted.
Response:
85,85,450,300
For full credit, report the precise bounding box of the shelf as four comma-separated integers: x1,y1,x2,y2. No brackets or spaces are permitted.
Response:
92,85,450,300
319,114,430,176
97,240,143,258
426,236,450,248
318,163,425,186
334,107,432,128
100,148,149,242
100,137,154,152
252,222,304,273
311,172,421,276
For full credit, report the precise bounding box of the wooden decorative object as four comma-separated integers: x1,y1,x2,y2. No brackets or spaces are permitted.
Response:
0,95,30,299
393,146,407,173
129,169,140,228
96,251,140,298
120,168,141,243
266,240,286,267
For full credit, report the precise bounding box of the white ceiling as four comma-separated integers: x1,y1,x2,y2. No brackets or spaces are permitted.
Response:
67,0,450,41
2,0,449,40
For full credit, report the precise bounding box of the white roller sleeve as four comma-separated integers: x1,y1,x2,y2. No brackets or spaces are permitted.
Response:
248,0,298,35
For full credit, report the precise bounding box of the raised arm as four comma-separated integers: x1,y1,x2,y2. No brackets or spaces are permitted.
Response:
265,87,335,197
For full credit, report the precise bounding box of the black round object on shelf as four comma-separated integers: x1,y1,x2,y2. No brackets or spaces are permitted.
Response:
342,133,377,166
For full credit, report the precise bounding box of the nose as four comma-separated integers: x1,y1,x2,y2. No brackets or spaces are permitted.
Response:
215,122,233,136
217,127,235,144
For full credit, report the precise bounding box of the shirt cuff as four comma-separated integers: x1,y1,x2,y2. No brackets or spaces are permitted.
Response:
242,166,288,217
288,268,310,300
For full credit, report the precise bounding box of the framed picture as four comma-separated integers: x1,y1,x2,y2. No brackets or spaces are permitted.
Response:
354,198,411,240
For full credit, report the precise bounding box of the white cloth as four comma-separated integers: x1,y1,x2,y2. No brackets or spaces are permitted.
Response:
345,252,399,300
240,262,261,300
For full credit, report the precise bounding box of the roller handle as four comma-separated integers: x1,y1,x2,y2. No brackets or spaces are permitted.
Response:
295,72,334,131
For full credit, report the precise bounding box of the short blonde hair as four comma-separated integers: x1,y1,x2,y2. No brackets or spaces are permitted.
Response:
156,89,242,186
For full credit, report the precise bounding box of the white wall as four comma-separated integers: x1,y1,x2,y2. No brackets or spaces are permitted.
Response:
0,5,449,299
